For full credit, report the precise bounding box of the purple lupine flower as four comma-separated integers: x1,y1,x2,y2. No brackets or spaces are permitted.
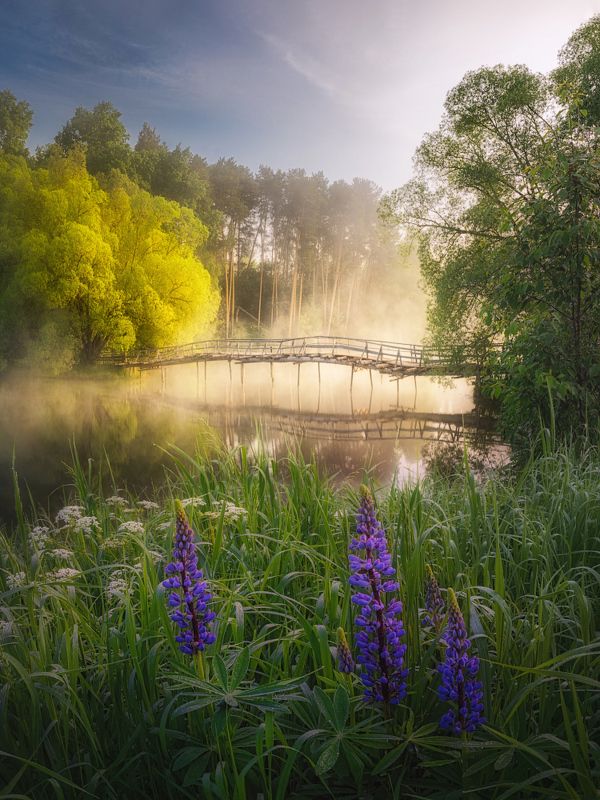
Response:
336,627,355,673
437,588,485,734
349,486,407,706
423,564,445,633
162,501,216,655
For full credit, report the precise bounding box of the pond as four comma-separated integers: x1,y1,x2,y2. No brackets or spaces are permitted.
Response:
0,361,498,525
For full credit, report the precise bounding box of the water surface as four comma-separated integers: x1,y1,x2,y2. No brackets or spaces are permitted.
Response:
0,362,496,524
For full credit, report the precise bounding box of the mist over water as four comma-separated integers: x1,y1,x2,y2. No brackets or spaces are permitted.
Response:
0,362,491,525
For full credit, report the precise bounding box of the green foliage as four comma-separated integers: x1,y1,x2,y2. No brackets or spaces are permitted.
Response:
0,150,219,365
382,40,600,442
55,101,131,175
553,14,600,124
1,443,599,797
0,89,33,156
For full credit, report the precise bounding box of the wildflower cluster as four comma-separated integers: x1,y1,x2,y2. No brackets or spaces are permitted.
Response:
107,495,128,506
438,588,485,734
106,569,129,602
162,502,216,655
55,506,84,526
349,486,407,705
29,526,50,550
6,571,26,589
74,516,100,535
336,627,355,673
137,500,159,511
423,563,445,633
50,548,74,560
46,568,80,583
118,521,145,535
342,493,484,734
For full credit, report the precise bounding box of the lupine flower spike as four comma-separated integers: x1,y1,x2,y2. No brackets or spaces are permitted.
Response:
349,486,407,706
336,627,355,673
437,588,485,734
423,564,445,634
162,501,216,655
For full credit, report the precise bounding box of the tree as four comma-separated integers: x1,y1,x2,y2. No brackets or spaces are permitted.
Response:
553,14,600,123
55,101,131,175
381,54,600,441
0,149,219,365
0,89,33,156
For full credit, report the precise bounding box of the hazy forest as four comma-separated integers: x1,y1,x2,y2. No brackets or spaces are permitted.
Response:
0,93,422,368
1,6,600,800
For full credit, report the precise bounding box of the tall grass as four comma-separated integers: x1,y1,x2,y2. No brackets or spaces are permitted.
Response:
0,441,599,799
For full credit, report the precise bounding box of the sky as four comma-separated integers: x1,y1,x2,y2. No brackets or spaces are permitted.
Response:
1,0,600,189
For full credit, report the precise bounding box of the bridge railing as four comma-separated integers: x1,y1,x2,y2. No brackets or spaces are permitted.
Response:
100,335,467,368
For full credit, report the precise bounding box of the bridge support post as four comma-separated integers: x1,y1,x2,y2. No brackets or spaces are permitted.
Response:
317,362,321,413
241,363,245,405
204,361,207,403
196,361,199,398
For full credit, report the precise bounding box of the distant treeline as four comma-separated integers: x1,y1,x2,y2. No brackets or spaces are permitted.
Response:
0,92,419,370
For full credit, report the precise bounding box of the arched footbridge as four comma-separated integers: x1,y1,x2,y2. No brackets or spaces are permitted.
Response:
101,336,487,380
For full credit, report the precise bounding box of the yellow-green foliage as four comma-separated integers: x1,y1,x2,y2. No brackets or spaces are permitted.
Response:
0,148,220,363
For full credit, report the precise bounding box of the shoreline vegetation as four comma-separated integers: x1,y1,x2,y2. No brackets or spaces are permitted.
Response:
1,439,598,798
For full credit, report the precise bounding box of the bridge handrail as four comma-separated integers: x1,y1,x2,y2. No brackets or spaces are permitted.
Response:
100,335,498,366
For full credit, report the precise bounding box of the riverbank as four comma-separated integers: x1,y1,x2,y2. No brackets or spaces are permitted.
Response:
1,441,598,798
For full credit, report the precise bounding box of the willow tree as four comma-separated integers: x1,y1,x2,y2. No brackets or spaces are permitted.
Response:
0,149,219,366
382,25,600,440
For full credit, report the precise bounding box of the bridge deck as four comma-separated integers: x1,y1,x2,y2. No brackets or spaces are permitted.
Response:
101,336,480,379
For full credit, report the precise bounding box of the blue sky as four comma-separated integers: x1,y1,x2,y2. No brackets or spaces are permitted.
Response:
1,0,599,188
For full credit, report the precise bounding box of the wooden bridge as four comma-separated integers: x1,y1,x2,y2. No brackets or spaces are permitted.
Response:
101,336,482,379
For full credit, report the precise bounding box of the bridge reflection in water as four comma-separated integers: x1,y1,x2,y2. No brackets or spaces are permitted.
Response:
147,395,499,447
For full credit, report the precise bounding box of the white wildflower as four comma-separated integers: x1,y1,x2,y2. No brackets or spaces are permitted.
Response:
118,521,145,535
223,502,247,517
102,537,123,548
0,620,12,638
181,497,206,507
6,571,26,589
29,525,50,549
49,548,73,560
137,500,159,510
55,506,84,526
107,495,128,506
203,501,247,520
47,568,80,582
106,577,128,600
74,516,100,535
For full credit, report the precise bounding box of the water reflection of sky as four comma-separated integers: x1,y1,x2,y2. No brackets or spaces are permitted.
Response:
0,363,495,525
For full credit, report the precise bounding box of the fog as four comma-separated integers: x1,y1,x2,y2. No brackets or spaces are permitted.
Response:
0,361,484,524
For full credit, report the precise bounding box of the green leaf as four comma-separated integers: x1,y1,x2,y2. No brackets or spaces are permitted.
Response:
333,685,349,730
212,655,228,690
313,686,336,727
230,646,250,689
315,739,340,776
